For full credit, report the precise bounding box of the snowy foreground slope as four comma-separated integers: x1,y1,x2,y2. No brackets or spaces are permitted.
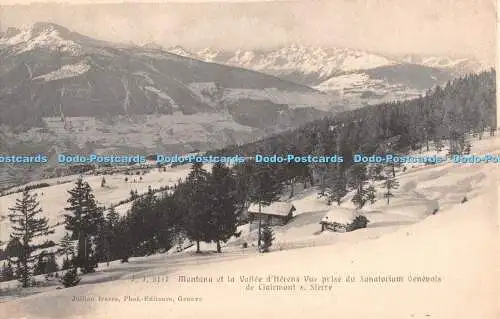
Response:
2,136,500,319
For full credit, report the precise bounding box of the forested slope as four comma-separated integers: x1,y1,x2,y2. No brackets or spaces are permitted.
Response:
209,70,496,160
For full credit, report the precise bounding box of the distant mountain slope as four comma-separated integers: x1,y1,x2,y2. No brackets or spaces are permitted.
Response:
165,44,482,106
0,23,340,185
396,54,488,76
314,64,455,105
208,70,495,158
0,23,334,125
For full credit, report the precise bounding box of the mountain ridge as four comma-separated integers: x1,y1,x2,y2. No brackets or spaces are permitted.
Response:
160,43,484,107
0,22,338,185
163,44,486,82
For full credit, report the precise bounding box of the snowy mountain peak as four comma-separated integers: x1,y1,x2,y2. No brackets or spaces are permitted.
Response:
169,44,401,82
0,22,82,56
167,45,194,57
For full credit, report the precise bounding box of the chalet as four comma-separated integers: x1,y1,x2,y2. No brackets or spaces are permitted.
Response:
320,208,369,233
247,202,296,227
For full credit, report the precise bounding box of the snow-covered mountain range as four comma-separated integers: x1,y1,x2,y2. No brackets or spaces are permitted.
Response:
165,44,486,106
167,44,397,84
166,44,486,84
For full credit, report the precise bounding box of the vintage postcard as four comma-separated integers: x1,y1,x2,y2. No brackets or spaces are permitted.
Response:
0,0,498,318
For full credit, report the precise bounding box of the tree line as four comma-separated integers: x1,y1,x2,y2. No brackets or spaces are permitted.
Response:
1,150,406,288
0,160,290,287
209,70,495,164
207,70,496,209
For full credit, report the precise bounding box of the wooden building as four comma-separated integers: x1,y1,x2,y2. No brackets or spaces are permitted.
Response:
247,201,296,227
320,207,369,232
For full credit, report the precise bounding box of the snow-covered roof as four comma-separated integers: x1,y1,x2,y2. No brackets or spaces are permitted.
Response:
247,201,295,217
321,208,359,225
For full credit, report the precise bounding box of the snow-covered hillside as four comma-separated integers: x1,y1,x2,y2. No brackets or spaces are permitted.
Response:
1,134,499,318
0,164,194,245
314,72,423,105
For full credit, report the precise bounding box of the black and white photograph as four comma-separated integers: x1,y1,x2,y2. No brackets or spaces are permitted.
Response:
0,0,498,318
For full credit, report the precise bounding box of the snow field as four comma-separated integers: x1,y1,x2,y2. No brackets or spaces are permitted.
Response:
0,135,498,319
2,181,497,319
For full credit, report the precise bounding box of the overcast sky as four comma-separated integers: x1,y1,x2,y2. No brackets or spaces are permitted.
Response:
0,0,496,64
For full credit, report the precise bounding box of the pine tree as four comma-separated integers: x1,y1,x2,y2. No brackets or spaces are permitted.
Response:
310,132,329,192
279,146,310,198
62,258,72,270
179,163,211,253
64,178,104,274
60,267,80,288
382,169,400,205
206,162,241,253
321,169,347,206
351,189,367,209
367,164,384,181
232,161,256,214
45,253,59,274
1,260,15,282
260,224,274,253
154,193,181,253
106,206,120,234
95,206,120,265
8,190,53,287
59,232,75,262
347,163,368,209
382,147,400,178
115,215,133,262
34,250,48,276
365,184,377,205
433,139,444,152
248,163,282,247
5,237,22,279
442,94,466,154
5,237,22,260
463,142,472,155
126,186,161,256
34,251,58,276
